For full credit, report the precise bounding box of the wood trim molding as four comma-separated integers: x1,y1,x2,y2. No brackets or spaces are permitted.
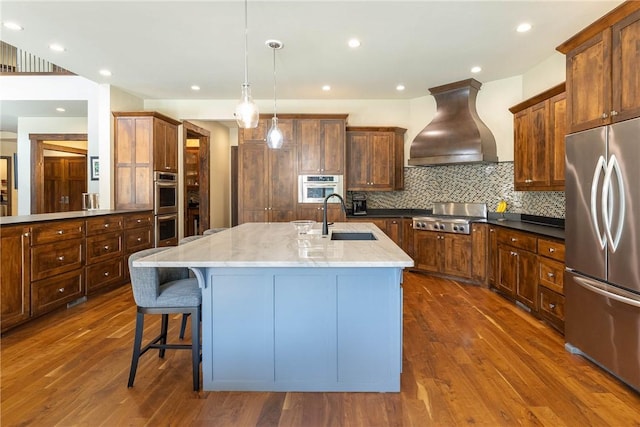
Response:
112,111,181,126
508,83,566,114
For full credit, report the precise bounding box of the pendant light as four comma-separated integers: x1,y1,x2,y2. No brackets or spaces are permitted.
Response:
266,39,284,149
234,0,259,128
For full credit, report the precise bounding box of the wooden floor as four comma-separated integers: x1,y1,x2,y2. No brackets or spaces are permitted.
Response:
2,271,639,426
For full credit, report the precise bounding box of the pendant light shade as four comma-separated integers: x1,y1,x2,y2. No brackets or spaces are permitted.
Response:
235,0,258,128
266,39,284,149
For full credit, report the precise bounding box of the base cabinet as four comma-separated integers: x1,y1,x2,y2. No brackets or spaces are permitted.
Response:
0,226,31,332
414,232,471,279
496,228,538,310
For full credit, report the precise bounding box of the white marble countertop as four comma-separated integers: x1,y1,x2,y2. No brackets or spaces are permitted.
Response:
134,222,414,268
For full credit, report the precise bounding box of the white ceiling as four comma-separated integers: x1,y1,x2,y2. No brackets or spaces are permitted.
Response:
0,0,623,131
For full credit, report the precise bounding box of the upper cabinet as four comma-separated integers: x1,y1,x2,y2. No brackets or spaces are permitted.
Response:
509,84,566,191
297,116,347,174
346,127,406,191
557,2,640,133
113,111,181,210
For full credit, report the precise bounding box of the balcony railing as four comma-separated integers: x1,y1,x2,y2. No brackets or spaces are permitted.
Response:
1,40,73,74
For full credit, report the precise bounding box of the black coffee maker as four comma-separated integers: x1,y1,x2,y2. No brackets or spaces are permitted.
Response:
352,193,367,215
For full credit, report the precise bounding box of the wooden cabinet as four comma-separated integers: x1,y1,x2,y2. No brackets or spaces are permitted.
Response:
30,220,85,317
488,225,498,286
402,218,414,259
346,127,406,191
113,111,181,210
297,117,346,174
557,2,640,133
153,118,178,172
43,157,86,213
123,211,154,280
537,238,566,332
414,231,472,279
496,228,538,310
471,223,488,285
239,119,297,223
510,84,566,191
299,205,345,223
0,226,30,332
85,216,123,294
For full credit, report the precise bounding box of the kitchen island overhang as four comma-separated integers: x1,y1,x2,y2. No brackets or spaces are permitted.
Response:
133,222,413,392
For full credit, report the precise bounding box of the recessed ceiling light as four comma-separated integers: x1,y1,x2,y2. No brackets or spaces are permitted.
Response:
517,23,532,33
3,22,23,31
396,84,405,91
191,85,200,91
471,66,482,73
99,69,112,77
322,85,331,92
348,38,361,48
49,43,65,52
56,107,66,112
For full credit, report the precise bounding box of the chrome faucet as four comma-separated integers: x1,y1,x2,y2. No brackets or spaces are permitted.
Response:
322,193,347,236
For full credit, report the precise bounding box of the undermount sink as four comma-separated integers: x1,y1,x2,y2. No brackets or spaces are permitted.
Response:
330,232,377,241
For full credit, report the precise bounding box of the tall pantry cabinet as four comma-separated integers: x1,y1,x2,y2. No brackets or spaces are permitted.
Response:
113,112,181,210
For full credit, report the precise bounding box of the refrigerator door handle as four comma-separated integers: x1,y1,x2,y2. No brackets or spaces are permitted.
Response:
602,154,625,252
591,155,607,249
573,275,640,308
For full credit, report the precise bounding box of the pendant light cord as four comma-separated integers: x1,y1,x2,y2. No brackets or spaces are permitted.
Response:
272,47,277,118
243,0,249,84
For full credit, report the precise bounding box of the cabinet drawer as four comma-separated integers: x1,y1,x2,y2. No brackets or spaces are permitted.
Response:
539,286,565,333
31,238,84,281
538,238,565,262
31,269,84,316
124,227,153,254
86,258,124,293
539,257,565,294
31,220,84,245
124,212,153,229
86,232,123,265
86,216,123,236
497,229,537,252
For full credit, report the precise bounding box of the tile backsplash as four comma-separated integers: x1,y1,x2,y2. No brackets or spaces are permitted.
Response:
350,162,565,218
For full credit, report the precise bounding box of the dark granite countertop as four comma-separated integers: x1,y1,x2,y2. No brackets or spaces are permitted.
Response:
0,209,152,226
347,208,565,240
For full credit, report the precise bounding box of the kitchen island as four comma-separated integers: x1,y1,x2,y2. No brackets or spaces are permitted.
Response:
133,222,413,392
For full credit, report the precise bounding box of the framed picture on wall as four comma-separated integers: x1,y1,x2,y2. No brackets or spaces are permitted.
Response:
90,156,99,181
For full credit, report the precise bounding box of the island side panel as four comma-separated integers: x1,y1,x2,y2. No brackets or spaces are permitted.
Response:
202,267,403,392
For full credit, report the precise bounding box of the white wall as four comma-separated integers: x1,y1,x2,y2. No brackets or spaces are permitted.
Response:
522,53,566,98
0,135,18,215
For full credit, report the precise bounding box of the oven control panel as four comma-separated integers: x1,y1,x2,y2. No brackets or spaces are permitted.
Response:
412,218,471,234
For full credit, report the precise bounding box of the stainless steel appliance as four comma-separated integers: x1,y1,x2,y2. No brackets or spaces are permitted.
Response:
154,171,178,215
565,118,640,392
352,193,367,215
412,202,487,235
155,213,178,247
298,175,343,203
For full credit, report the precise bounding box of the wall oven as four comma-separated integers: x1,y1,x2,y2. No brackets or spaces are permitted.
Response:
155,213,178,247
154,171,178,215
298,175,344,203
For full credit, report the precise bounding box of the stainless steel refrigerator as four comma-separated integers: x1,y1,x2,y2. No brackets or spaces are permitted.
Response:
565,118,640,392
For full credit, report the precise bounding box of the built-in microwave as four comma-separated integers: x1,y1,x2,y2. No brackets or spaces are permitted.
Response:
298,175,344,203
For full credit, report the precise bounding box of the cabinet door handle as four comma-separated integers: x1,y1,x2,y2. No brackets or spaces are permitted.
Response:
57,230,64,235
137,237,142,242
58,287,65,293
57,255,65,261
104,245,110,251
137,219,142,223
548,248,555,253
510,237,517,242
547,272,555,278
104,272,110,277
104,223,110,228
601,112,609,119
611,110,619,117
489,229,494,233
525,179,533,183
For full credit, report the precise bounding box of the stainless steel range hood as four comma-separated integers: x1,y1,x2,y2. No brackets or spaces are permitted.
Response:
409,78,498,166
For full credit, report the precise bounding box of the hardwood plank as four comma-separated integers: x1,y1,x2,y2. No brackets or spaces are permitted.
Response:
1,273,639,426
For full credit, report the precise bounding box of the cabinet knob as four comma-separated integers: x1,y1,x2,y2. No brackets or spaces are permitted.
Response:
137,219,142,223
547,272,555,278
104,272,110,277
137,237,142,242
511,237,517,242
104,223,110,228
58,255,65,261
548,248,555,253
57,230,64,235
104,245,110,251
58,287,65,293
489,229,495,233
525,179,533,183
601,112,609,119
549,303,556,310
611,110,619,117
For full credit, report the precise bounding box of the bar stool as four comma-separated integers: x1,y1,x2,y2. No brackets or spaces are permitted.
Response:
127,247,202,391
178,235,204,339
